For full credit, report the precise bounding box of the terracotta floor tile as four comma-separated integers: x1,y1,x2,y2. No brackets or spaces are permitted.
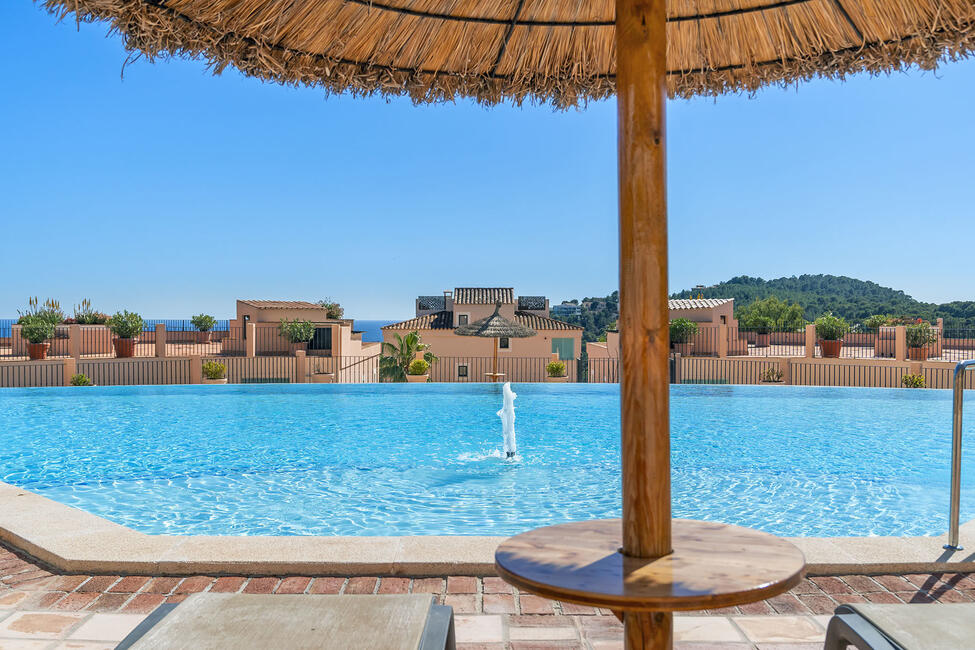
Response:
242,578,279,594
174,576,212,594
520,595,555,615
121,594,166,615
445,594,479,614
208,577,246,594
841,576,881,593
795,595,837,615
52,592,100,611
863,592,902,604
86,593,130,613
275,577,311,594
142,578,181,595
412,578,444,594
308,578,345,594
482,594,516,614
559,602,598,615
75,577,119,594
108,577,150,594
377,578,410,594
870,575,912,592
481,577,514,594
447,577,477,594
738,601,775,616
344,577,377,595
50,577,89,593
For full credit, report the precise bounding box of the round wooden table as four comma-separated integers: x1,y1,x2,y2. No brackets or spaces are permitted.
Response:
495,519,805,648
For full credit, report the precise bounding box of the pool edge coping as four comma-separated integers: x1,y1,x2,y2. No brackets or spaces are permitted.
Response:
3,482,975,577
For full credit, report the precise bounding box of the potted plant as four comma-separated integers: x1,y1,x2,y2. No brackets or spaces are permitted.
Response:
380,331,437,382
815,312,848,358
747,316,774,348
669,318,699,355
70,373,93,386
906,322,938,361
406,358,430,383
546,360,568,382
20,315,56,360
759,366,784,383
191,314,217,343
202,360,228,384
73,299,109,325
279,318,315,353
108,310,145,358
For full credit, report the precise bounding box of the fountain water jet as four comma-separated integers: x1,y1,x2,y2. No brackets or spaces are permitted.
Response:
498,382,517,458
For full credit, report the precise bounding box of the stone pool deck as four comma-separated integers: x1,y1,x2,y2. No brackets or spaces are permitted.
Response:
4,543,975,649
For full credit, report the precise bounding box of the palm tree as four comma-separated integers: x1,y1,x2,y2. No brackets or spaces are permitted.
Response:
380,331,437,382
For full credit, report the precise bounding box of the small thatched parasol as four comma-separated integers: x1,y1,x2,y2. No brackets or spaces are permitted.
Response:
39,1,975,647
454,301,535,382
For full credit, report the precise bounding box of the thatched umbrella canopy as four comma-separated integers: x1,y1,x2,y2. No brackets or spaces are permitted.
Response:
455,301,535,381
40,2,975,647
41,0,975,108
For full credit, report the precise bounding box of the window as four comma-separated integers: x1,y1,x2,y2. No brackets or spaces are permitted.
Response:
499,337,510,349
551,337,575,360
457,365,469,378
720,315,727,324
458,314,469,326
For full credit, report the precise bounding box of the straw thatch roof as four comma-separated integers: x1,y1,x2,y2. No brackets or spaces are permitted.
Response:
42,0,975,107
455,303,536,338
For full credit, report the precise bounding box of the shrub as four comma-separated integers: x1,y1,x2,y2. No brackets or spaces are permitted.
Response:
278,318,315,343
407,359,430,375
760,366,784,382
546,360,567,377
902,373,925,388
20,315,56,344
317,298,345,320
906,323,938,349
18,297,64,326
191,314,217,332
74,299,108,325
70,373,93,386
669,318,699,344
202,361,227,380
745,315,775,334
108,311,145,339
863,314,892,329
814,312,848,341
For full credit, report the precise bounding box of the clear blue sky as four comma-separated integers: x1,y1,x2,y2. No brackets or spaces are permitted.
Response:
2,3,973,319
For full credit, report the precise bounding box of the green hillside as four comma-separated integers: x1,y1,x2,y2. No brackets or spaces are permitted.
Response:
671,275,975,327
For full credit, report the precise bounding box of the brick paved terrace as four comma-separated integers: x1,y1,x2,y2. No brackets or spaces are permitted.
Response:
3,544,975,649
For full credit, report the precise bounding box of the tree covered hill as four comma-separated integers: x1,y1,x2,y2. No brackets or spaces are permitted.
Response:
671,275,975,327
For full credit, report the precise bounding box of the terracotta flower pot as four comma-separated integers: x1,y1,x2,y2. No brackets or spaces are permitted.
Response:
755,333,771,348
672,342,694,356
202,377,228,384
196,331,212,344
27,342,49,360
405,374,428,383
819,339,843,358
908,346,929,361
113,338,137,358
546,375,569,383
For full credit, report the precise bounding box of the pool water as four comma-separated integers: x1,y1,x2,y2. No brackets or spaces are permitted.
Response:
0,384,971,537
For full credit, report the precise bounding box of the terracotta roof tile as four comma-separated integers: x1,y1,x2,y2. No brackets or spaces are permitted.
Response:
668,298,733,310
453,288,514,305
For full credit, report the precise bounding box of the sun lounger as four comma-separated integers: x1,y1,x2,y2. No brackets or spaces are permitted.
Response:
824,603,975,650
116,593,455,650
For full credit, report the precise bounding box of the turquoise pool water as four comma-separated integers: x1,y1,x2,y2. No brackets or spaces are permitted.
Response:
0,384,971,537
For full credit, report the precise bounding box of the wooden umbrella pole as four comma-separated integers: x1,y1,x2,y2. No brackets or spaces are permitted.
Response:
616,0,672,645
493,338,499,381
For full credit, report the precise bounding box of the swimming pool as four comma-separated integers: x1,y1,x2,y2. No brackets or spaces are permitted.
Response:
0,384,970,537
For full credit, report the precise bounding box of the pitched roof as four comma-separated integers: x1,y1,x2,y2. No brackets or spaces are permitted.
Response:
382,311,454,330
454,288,514,305
515,312,583,331
668,298,734,310
517,296,547,311
238,300,323,310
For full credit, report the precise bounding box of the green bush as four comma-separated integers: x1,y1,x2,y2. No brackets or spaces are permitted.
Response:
906,323,938,348
814,312,848,341
902,373,925,388
760,366,784,382
108,311,145,339
202,361,227,380
546,360,567,377
20,315,56,344
737,296,806,331
863,314,892,329
191,314,217,332
745,315,775,334
278,318,315,343
407,359,430,375
669,318,699,344
70,373,93,386
73,299,108,325
317,298,344,320
18,297,64,326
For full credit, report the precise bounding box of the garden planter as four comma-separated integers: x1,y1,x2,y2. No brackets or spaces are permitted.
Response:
908,347,929,361
290,342,309,355
672,343,694,356
755,333,771,348
113,338,137,358
819,339,843,358
196,331,212,344
202,378,228,385
406,374,428,383
759,380,784,385
27,343,50,360
312,373,335,384
546,375,569,383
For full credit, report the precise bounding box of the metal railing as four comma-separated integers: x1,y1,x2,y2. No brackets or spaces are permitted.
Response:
945,359,975,551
